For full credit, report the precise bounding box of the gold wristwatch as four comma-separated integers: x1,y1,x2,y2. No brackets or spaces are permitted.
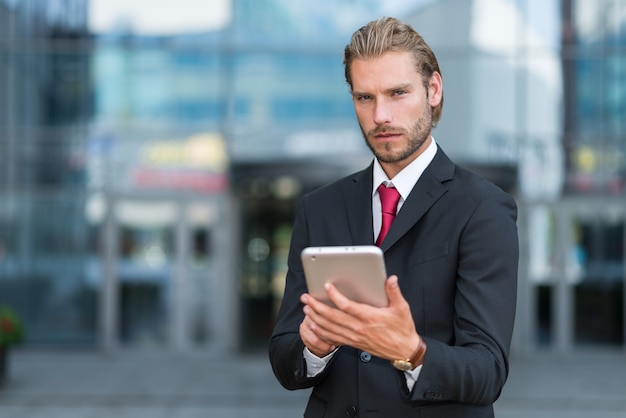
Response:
391,338,427,371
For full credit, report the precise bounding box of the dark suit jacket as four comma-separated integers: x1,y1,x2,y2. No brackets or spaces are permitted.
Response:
269,148,519,418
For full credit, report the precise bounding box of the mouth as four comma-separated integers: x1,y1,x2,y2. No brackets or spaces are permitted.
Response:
373,132,402,142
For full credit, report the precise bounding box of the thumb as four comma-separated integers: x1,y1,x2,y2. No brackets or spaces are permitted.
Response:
385,275,405,306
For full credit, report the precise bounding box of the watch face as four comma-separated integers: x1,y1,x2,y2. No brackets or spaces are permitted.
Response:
392,360,412,371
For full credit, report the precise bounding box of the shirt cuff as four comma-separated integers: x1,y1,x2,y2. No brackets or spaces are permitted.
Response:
303,347,337,377
404,364,423,392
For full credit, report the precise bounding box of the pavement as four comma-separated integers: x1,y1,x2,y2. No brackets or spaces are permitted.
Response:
0,348,625,418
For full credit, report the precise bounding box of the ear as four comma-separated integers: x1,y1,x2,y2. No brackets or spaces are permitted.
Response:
427,71,443,107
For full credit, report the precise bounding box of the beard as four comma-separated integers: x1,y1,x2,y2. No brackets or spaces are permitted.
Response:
361,104,432,164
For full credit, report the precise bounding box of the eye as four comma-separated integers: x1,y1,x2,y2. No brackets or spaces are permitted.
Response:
356,94,372,102
393,90,407,96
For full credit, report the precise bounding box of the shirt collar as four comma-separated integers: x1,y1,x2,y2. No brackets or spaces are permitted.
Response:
372,137,438,201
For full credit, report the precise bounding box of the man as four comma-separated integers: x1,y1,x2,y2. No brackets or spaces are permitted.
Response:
269,16,518,417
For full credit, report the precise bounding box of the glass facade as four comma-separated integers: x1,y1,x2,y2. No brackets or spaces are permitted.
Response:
564,0,626,194
0,0,93,346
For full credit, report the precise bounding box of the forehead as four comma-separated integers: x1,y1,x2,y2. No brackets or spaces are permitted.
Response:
350,51,420,91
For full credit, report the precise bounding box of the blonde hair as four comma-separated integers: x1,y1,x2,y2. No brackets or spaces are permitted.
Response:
344,16,444,125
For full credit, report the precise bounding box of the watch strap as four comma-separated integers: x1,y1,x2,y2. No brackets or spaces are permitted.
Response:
408,337,427,368
391,337,427,371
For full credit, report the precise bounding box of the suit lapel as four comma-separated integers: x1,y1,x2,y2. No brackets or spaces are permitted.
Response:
380,149,455,251
343,164,375,246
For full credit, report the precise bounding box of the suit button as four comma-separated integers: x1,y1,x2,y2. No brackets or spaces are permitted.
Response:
360,351,372,362
345,405,357,416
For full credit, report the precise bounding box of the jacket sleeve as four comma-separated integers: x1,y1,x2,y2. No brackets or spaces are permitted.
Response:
268,196,332,390
411,187,519,405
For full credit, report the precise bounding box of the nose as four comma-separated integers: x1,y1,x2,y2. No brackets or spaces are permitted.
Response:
373,99,392,125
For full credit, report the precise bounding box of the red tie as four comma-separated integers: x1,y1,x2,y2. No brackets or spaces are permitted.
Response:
376,183,401,246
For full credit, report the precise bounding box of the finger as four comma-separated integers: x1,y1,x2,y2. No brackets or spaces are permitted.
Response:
324,282,352,310
304,290,351,327
300,293,311,305
304,313,344,350
302,292,332,313
325,282,373,319
385,275,407,307
300,318,335,357
304,305,354,348
304,287,366,347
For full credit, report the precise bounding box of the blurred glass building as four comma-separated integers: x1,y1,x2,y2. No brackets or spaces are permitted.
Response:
0,0,625,354
523,0,626,351
0,0,93,346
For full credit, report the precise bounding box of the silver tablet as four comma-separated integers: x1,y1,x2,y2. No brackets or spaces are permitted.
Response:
301,245,388,307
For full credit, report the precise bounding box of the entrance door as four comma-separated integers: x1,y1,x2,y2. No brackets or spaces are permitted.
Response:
521,198,626,352
98,195,233,351
570,210,624,346
115,199,177,348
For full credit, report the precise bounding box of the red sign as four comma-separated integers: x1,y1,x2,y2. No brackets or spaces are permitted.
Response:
133,169,228,193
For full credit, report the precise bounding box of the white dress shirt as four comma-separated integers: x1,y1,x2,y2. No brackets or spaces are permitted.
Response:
304,138,439,392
